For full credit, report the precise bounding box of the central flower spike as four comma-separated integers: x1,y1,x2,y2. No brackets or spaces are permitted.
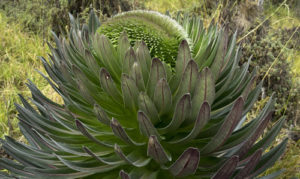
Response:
98,10,190,66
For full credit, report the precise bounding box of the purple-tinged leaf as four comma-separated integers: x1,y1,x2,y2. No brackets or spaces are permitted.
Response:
248,116,285,155
120,170,130,179
88,10,101,35
93,104,110,126
153,78,172,115
175,60,199,101
110,118,144,146
114,144,151,167
92,34,120,81
130,62,145,90
212,155,239,179
99,68,122,103
235,148,263,179
138,92,160,125
75,120,113,147
191,67,215,120
236,111,272,158
201,97,244,154
137,111,160,139
123,47,136,74
169,147,200,177
136,40,151,83
85,49,100,76
242,67,257,100
118,31,131,64
147,136,171,164
0,158,35,177
170,102,210,144
159,94,191,133
55,154,119,172
121,74,139,111
249,138,287,178
147,58,166,98
83,146,124,165
175,40,192,79
211,30,228,80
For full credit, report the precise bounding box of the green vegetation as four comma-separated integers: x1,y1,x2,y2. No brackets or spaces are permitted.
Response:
98,10,188,66
0,13,60,140
0,11,287,178
0,0,299,178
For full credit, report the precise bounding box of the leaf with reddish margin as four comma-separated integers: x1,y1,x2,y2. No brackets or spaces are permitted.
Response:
137,111,160,139
147,135,171,164
201,97,244,154
110,118,144,146
235,148,263,179
169,148,200,177
212,155,239,179
120,170,130,179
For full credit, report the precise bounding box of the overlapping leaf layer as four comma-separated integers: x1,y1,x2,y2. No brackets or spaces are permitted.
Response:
0,11,287,179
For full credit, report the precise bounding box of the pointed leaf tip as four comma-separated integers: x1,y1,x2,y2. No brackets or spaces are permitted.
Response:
137,111,160,138
212,155,239,179
147,135,171,164
120,170,130,179
169,147,200,177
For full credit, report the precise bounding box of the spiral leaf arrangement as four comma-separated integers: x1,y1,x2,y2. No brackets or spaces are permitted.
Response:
0,11,287,179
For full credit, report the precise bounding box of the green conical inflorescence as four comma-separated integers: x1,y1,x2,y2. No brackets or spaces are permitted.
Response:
98,10,190,66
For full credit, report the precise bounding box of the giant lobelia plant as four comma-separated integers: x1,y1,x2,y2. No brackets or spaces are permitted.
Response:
0,11,287,178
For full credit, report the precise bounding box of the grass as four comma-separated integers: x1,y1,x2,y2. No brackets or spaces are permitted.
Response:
0,12,60,141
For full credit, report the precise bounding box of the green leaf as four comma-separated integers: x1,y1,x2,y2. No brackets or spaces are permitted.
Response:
136,41,152,84
130,62,145,91
220,96,274,150
235,148,263,179
0,158,35,177
247,116,286,156
170,102,210,144
92,34,121,81
123,47,136,75
153,78,172,115
212,155,239,179
83,146,125,165
236,111,273,158
210,29,227,80
174,60,199,102
114,144,151,167
110,118,144,146
168,148,200,177
99,68,122,103
88,10,101,35
249,139,288,177
119,170,130,179
137,111,160,139
93,104,111,126
118,31,131,64
159,94,191,133
75,120,113,147
121,74,139,111
147,58,167,98
175,40,192,80
201,97,244,154
138,92,160,125
147,135,171,164
55,154,119,173
191,67,215,120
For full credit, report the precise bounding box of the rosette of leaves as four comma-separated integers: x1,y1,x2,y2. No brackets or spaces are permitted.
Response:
0,11,287,178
